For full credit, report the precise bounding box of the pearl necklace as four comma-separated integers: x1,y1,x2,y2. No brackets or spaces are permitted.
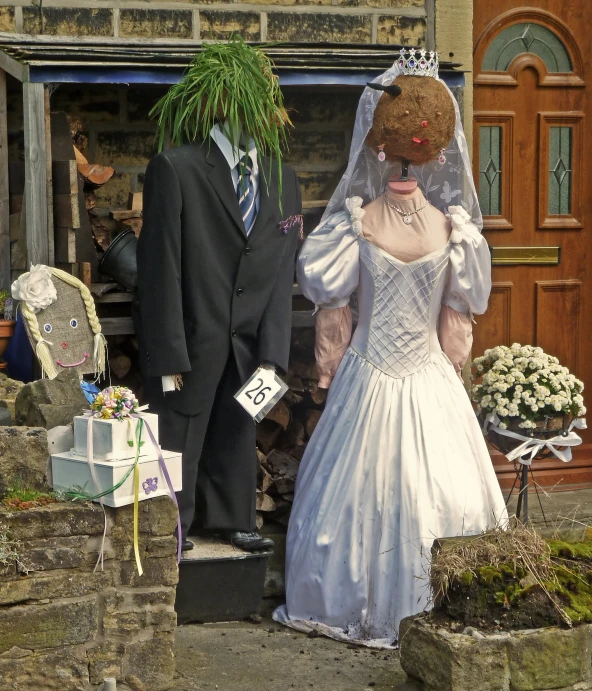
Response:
386,197,428,225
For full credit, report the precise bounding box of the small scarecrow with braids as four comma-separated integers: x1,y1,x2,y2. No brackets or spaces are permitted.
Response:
133,37,302,553
12,264,107,380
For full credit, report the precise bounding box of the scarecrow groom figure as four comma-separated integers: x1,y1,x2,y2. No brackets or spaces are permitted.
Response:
134,40,301,552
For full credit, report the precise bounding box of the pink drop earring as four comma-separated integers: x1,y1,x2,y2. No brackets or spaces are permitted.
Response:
377,144,386,162
438,148,446,164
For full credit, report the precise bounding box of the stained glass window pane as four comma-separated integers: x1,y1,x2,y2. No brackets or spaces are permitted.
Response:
479,126,502,216
483,23,572,73
549,127,572,215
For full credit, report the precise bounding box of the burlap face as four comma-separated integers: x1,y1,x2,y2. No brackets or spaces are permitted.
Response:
366,75,456,165
34,277,96,376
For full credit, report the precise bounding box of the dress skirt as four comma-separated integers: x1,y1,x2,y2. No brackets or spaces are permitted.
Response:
273,347,507,647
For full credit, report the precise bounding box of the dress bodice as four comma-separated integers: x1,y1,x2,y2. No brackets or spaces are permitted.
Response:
297,196,492,381
350,239,450,378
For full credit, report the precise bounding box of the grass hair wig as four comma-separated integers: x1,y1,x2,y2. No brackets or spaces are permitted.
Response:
151,37,290,197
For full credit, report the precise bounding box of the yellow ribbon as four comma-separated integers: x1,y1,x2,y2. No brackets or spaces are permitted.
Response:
132,418,144,576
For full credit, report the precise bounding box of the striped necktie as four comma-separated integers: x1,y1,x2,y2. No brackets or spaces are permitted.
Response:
236,153,257,236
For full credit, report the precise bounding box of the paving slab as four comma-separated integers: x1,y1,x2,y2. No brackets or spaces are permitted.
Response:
506,486,592,528
174,618,421,691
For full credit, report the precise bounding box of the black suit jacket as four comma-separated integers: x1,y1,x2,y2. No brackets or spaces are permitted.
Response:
134,139,302,415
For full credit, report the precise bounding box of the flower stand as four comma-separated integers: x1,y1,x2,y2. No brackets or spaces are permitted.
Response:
481,413,583,525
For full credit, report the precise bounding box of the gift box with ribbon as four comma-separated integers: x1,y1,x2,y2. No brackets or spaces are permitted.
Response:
50,386,183,575
72,412,160,461
51,446,182,508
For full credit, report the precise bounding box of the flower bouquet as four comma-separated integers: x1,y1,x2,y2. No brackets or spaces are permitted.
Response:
472,344,586,458
90,386,139,421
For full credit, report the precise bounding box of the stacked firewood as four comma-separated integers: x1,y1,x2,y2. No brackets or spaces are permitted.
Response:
255,333,325,529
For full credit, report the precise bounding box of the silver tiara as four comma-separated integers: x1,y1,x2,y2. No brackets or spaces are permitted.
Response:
396,49,439,78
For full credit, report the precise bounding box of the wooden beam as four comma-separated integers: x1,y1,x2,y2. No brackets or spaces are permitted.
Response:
99,316,135,336
93,291,133,304
0,51,27,83
98,310,317,336
23,82,49,266
44,86,54,267
0,69,9,290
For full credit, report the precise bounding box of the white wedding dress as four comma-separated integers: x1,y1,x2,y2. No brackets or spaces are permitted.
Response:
273,198,508,648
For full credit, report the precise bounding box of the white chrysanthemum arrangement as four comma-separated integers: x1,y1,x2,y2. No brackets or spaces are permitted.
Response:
471,344,585,431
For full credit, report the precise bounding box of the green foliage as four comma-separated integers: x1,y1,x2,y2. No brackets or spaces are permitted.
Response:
459,571,474,586
548,539,592,560
151,36,289,199
0,289,9,314
3,488,56,502
476,565,503,585
1,487,59,511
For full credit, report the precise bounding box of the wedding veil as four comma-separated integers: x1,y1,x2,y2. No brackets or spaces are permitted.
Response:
320,49,482,231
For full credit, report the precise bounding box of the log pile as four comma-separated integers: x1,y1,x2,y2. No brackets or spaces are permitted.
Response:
255,332,325,529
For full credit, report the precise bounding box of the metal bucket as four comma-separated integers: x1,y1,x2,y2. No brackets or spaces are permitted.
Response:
99,230,138,291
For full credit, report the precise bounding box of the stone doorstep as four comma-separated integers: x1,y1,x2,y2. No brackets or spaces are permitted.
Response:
399,616,592,691
182,534,255,562
182,529,286,599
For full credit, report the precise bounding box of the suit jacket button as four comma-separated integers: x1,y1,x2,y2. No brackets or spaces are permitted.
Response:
236,288,244,296
231,330,237,337
244,247,251,255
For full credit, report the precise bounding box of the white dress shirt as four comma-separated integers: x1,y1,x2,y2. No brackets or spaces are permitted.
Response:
162,123,260,393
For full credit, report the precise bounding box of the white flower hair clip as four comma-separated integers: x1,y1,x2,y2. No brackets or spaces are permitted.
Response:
346,196,365,236
11,264,58,313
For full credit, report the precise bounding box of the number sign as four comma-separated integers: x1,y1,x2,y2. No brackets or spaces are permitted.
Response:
234,366,288,421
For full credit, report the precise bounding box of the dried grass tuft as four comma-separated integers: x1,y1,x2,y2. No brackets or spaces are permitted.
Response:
429,520,569,618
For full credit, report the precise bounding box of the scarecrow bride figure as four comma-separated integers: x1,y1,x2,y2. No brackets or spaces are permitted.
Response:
274,50,507,647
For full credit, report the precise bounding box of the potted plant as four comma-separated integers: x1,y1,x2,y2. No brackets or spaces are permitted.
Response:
0,289,16,366
472,343,586,454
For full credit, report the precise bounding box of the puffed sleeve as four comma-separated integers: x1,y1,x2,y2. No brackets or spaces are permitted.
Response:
442,205,492,318
297,197,362,310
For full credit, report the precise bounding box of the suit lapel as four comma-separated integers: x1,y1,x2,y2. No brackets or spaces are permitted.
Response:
205,140,247,238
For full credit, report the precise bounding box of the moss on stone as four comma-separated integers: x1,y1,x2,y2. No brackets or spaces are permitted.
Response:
459,570,474,586
549,539,592,560
436,537,592,630
476,565,503,585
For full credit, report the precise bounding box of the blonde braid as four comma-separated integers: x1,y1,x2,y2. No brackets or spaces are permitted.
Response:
20,302,58,379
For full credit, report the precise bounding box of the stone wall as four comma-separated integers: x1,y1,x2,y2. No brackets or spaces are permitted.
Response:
0,495,178,691
0,1,429,45
3,0,476,213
